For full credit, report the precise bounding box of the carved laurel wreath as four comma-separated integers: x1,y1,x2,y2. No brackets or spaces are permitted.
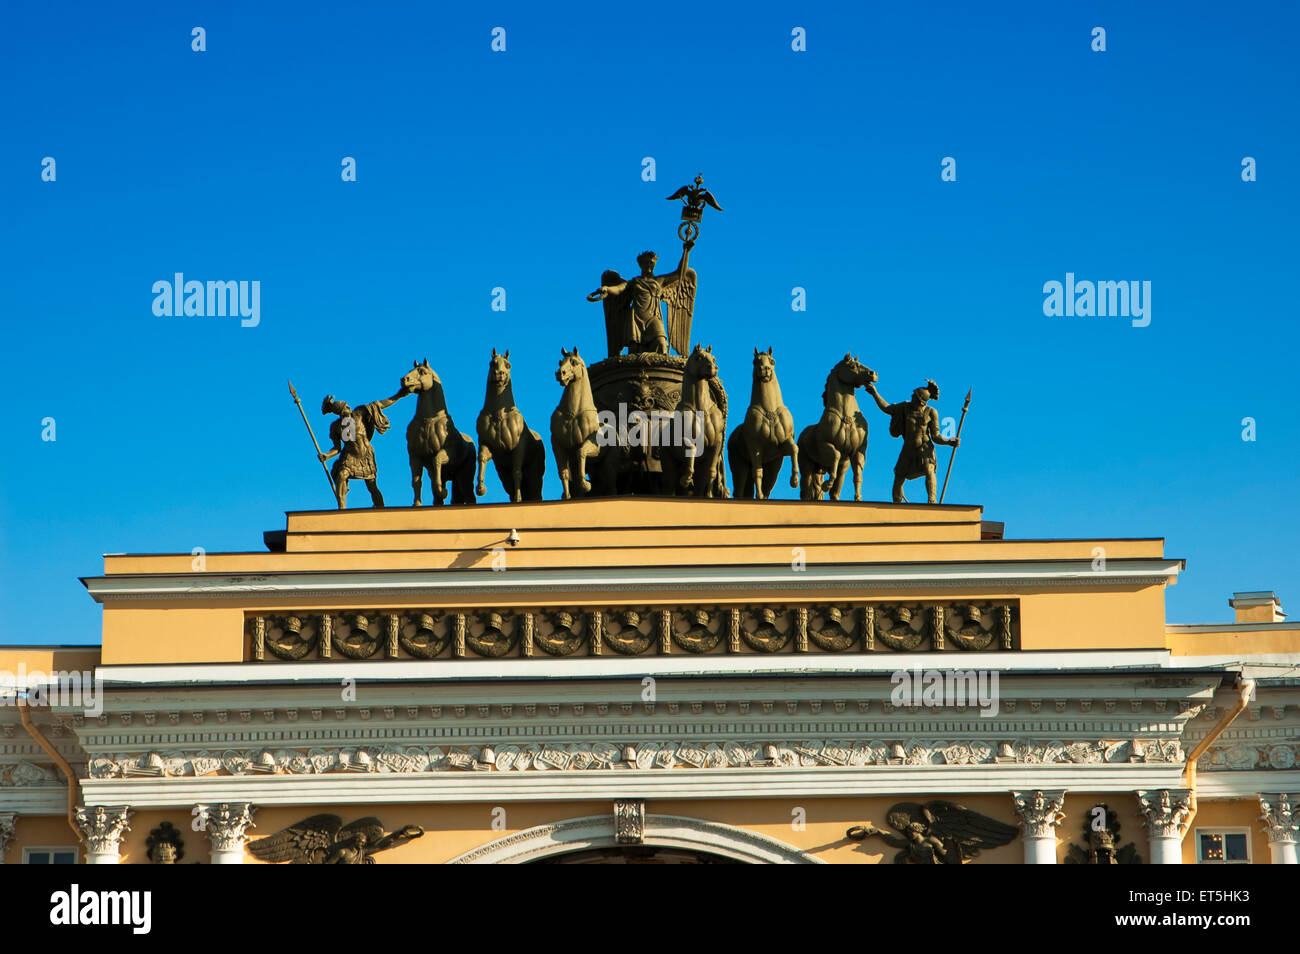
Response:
808,606,856,652
251,604,1017,660
535,611,586,657
603,610,655,655
399,613,451,659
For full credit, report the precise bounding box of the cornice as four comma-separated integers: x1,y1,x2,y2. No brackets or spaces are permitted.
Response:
81,558,1183,602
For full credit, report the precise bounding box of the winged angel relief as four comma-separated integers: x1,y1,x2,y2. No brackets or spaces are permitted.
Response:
846,801,1018,864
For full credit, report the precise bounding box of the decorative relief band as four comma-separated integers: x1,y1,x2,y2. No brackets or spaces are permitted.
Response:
249,602,1020,662
85,736,1178,780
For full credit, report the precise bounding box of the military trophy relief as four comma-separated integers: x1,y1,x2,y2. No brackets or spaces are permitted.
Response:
86,735,1176,784
1064,803,1143,864
283,175,973,507
247,602,1019,661
145,821,186,865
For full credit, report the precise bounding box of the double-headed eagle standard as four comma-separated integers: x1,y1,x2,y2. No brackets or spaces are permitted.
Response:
588,175,722,358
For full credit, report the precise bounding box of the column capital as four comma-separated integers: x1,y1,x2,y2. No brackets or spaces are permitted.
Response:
0,812,16,861
196,802,257,854
1011,790,1067,838
1136,789,1192,839
75,805,132,856
1258,794,1299,846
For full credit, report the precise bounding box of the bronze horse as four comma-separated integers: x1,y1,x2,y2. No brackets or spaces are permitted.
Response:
798,353,876,501
549,347,605,499
662,344,728,498
400,359,476,505
476,349,545,502
727,347,799,499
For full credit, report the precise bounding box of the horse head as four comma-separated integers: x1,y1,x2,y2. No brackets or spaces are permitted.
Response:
752,346,775,383
487,348,512,392
402,358,437,394
686,343,717,380
555,346,585,387
834,352,877,389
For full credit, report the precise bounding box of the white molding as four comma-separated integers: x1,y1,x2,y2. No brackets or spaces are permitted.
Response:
0,786,69,814
446,813,823,864
79,762,1187,808
93,650,1187,687
1169,622,1300,634
81,558,1183,602
1195,771,1300,800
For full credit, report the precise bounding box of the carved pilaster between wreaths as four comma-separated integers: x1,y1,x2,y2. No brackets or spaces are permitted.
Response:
318,613,332,659
728,608,741,653
589,610,602,656
453,613,466,658
795,606,809,653
998,604,1013,650
930,605,945,651
658,609,671,654
386,614,400,658
521,612,535,657
250,616,265,661
614,800,646,845
862,605,874,651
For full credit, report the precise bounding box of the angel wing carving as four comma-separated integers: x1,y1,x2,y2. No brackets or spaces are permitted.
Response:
664,266,695,358
848,800,1018,864
247,813,343,864
248,814,423,864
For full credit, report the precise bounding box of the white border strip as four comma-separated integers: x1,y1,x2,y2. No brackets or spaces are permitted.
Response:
78,762,1189,807
94,649,1182,685
82,559,1183,600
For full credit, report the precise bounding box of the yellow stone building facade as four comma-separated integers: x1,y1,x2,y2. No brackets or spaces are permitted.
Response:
1,498,1297,864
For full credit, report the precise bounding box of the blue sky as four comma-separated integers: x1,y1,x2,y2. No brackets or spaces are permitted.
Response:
2,0,1297,642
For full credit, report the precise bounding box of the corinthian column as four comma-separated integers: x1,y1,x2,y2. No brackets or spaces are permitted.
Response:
196,803,257,864
0,813,16,864
1012,790,1066,863
1136,789,1192,864
75,805,133,864
1258,794,1299,865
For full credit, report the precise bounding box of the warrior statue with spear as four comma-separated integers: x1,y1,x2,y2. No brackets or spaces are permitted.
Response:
288,380,410,509
864,379,967,504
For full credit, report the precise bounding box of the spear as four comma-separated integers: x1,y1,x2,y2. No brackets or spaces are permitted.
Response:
938,388,971,505
287,379,337,502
